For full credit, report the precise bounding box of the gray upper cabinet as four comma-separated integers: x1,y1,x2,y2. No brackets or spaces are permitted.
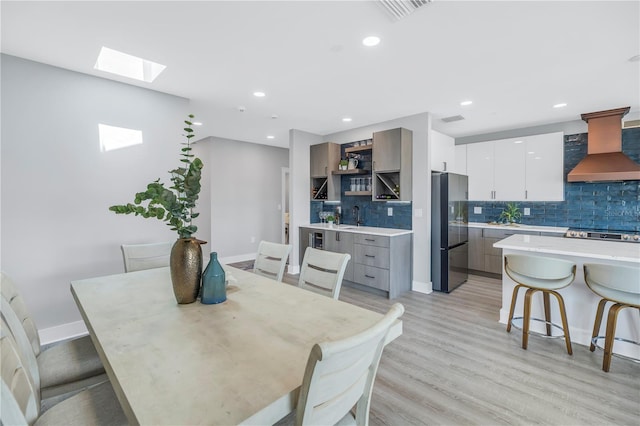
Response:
372,128,412,202
310,142,340,201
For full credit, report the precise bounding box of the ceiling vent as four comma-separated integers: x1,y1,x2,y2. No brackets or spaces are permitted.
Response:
441,115,465,123
377,0,432,20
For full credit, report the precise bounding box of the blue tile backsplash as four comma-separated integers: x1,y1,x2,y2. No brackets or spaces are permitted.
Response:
469,128,640,232
311,128,639,231
310,143,412,229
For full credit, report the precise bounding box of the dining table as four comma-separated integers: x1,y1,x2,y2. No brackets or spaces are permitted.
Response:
70,265,403,425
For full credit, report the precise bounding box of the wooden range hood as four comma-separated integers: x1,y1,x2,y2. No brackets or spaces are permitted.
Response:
567,107,640,182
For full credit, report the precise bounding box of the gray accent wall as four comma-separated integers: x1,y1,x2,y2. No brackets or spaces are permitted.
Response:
198,136,289,259
0,55,202,333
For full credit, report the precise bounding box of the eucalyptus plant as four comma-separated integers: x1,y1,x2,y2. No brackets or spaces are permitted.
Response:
109,114,204,239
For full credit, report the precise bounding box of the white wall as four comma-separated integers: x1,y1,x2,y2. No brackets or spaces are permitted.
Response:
198,136,288,263
288,129,323,273
290,112,433,291
1,55,208,341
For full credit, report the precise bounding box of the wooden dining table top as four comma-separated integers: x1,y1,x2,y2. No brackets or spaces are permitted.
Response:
71,265,402,425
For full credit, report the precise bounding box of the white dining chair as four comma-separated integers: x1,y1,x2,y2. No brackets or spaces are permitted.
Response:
291,303,405,426
1,272,106,399
121,241,172,272
298,247,350,299
0,323,127,426
253,240,292,282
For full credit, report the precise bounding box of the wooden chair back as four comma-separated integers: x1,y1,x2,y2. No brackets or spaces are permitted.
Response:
296,303,405,426
1,319,39,424
298,247,350,299
0,272,41,356
253,241,292,282
121,241,172,272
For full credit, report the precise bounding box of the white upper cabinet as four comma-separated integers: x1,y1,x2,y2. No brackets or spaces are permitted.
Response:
430,130,455,172
467,141,495,200
452,144,467,175
466,132,564,201
493,138,526,200
524,132,564,201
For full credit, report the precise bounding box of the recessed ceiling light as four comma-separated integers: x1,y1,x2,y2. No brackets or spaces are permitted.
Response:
514,140,523,144
192,122,202,126
94,47,165,83
553,103,567,108
253,91,266,97
460,100,473,106
342,117,353,122
528,151,535,154
362,36,380,47
267,135,275,139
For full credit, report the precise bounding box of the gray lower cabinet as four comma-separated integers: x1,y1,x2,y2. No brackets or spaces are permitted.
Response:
470,227,558,275
352,233,412,299
298,227,412,299
468,227,484,271
324,230,354,282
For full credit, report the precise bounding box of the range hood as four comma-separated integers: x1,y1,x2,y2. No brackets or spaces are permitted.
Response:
567,107,640,182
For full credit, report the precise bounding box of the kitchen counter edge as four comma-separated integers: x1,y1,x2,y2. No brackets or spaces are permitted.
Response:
494,234,640,263
301,223,413,237
467,222,568,234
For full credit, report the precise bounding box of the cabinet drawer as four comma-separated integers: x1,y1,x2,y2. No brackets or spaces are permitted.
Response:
354,244,390,269
354,234,390,248
353,264,390,291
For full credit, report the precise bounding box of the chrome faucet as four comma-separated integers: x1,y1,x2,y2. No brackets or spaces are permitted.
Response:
353,205,362,227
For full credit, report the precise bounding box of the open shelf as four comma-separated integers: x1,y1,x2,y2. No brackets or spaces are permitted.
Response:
374,172,401,200
345,191,372,196
332,169,369,175
344,144,373,154
311,177,328,200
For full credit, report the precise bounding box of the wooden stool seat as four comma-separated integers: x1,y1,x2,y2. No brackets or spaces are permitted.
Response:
504,255,577,354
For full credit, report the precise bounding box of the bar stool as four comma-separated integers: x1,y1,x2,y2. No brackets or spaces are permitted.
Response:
584,263,640,372
505,255,577,354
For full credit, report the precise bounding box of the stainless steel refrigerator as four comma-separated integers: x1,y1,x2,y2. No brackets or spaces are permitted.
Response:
431,172,469,292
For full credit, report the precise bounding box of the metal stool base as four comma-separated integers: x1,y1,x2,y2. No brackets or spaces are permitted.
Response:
591,335,640,364
510,317,568,339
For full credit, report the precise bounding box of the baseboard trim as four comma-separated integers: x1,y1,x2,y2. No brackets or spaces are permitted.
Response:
39,321,88,346
412,280,432,294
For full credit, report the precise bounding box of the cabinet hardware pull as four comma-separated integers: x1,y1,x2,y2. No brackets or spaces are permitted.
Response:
324,166,328,175
443,161,447,171
309,234,313,246
365,238,375,242
365,274,375,279
525,190,528,199
365,254,375,258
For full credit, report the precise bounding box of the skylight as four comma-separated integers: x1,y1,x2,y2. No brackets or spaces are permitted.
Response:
99,124,143,152
94,47,166,83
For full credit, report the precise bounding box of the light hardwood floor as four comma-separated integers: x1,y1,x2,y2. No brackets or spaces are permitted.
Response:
231,261,639,425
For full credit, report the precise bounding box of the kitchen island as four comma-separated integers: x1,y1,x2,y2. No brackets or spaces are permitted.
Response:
299,224,412,299
494,234,640,358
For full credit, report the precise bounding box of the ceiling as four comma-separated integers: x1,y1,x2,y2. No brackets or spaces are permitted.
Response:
2,0,639,148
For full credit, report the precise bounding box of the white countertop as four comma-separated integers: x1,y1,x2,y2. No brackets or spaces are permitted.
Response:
302,223,413,237
494,234,640,263
468,222,568,234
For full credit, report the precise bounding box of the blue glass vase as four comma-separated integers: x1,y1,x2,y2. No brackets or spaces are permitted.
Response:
201,252,226,304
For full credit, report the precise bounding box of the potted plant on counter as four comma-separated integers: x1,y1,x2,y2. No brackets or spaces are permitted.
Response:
499,202,522,225
109,114,205,304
